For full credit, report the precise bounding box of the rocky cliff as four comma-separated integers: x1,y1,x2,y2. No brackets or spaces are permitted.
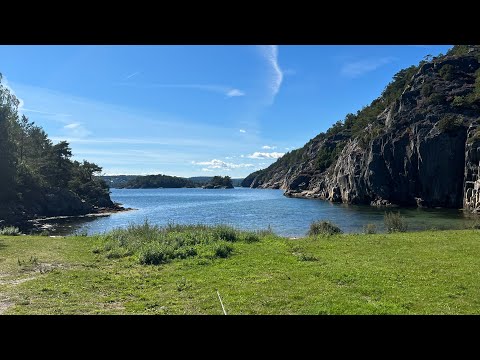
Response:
244,45,480,212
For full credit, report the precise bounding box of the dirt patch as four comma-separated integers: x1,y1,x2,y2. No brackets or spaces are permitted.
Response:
0,299,13,315
0,276,37,286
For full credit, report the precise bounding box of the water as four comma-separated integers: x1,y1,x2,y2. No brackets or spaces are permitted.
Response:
49,188,478,237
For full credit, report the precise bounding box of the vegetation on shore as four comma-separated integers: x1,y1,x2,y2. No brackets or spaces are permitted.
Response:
0,73,114,225
1,224,479,314
116,174,196,189
104,175,243,189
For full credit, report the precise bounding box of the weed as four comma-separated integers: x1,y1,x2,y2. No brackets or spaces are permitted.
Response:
308,220,343,236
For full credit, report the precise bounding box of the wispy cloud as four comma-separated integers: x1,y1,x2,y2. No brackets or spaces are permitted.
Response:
239,129,246,133
247,152,284,159
21,108,72,118
118,82,245,98
50,136,228,148
258,45,283,102
62,123,91,138
341,57,396,78
262,145,276,150
125,71,140,80
192,159,254,170
226,89,245,97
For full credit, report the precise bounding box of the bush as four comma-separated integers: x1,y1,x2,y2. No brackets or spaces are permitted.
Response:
139,244,173,265
384,212,408,233
213,225,238,242
421,83,434,98
298,253,318,262
0,226,21,236
452,95,466,108
256,225,274,237
428,93,445,105
363,223,377,234
439,64,455,81
213,243,234,258
308,220,343,236
438,115,463,133
243,232,260,243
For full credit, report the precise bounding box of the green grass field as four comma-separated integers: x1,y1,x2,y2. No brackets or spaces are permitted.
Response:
1,225,479,314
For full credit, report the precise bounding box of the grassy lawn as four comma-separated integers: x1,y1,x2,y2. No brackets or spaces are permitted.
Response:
1,227,479,314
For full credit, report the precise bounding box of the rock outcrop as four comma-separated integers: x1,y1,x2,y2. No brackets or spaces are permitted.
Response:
244,45,480,212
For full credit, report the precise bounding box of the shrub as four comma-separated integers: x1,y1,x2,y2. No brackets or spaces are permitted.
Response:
243,232,260,243
308,220,343,236
298,253,318,262
256,225,274,237
421,83,434,98
0,226,21,236
438,115,463,133
384,212,408,233
363,223,377,234
452,95,466,108
428,93,445,105
139,244,173,265
213,243,234,258
439,64,455,81
213,225,238,242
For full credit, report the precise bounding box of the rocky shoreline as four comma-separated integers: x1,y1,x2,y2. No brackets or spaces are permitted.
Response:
2,203,136,234
244,47,480,214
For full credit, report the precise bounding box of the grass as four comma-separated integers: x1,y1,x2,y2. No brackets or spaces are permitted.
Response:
1,225,480,314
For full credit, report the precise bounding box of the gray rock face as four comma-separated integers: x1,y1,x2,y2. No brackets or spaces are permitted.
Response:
247,49,480,212
464,121,480,212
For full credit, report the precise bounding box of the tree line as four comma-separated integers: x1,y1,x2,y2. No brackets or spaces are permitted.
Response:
0,74,113,222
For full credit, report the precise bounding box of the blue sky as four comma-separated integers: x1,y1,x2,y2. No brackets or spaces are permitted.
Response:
0,45,452,177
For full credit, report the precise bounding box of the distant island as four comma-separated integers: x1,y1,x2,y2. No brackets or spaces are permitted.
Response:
102,175,243,189
202,176,234,189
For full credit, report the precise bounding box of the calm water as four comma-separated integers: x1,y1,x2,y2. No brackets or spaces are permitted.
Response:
48,188,479,237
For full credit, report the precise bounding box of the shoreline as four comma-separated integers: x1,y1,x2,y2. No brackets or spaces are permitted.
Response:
6,205,137,234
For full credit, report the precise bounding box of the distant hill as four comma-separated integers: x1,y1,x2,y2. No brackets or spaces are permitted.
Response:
100,175,138,188
105,174,196,189
103,175,244,188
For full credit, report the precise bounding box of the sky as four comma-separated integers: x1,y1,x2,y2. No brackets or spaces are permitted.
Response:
0,45,452,177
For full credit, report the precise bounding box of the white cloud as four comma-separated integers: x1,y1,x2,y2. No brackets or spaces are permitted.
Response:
64,123,81,129
62,122,91,138
202,168,213,172
226,89,245,97
118,82,245,98
262,145,276,150
239,129,246,133
125,71,140,80
193,159,254,170
258,45,283,102
247,152,285,159
341,57,395,78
